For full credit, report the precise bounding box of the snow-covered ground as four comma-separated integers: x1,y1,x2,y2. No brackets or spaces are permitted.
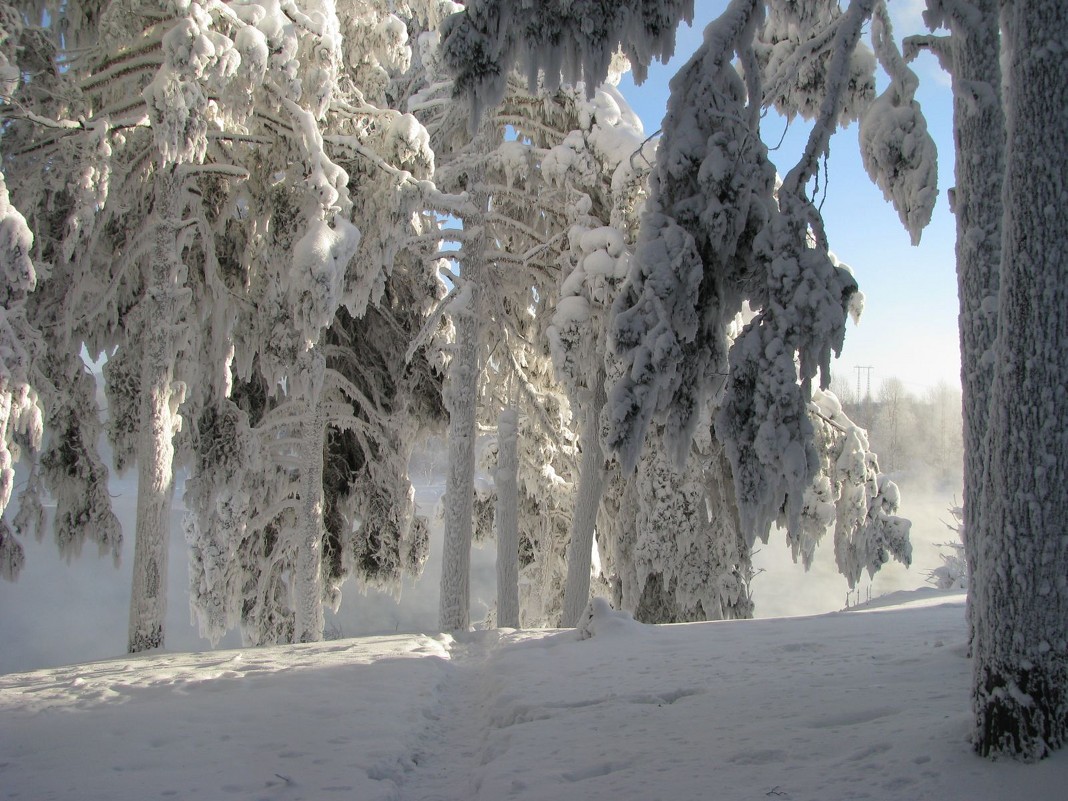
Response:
3,590,1064,800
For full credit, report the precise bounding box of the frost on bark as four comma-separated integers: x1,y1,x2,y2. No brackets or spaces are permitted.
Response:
494,406,520,628
439,187,488,632
972,0,1068,761
560,371,608,627
908,0,1004,649
128,170,186,654
294,352,327,644
439,283,481,631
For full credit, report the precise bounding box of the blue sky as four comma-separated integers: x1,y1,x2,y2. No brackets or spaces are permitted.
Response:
617,1,961,397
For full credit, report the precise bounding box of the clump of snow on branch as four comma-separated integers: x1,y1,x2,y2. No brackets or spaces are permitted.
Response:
61,125,113,264
754,0,876,123
0,163,42,580
441,0,695,125
143,3,239,165
858,1,937,245
338,6,412,100
549,226,630,397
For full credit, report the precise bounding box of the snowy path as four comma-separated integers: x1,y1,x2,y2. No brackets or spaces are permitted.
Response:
396,631,506,801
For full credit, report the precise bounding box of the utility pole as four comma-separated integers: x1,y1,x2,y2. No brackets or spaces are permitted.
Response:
854,365,874,425
854,365,875,400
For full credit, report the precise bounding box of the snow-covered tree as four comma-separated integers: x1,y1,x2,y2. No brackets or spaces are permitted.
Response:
0,159,42,580
870,0,1068,759
0,0,447,650
617,424,753,623
440,0,918,628
410,21,601,629
927,505,966,591
0,0,264,651
539,80,654,626
183,0,447,646
458,79,658,629
0,3,123,582
430,169,577,630
493,405,520,626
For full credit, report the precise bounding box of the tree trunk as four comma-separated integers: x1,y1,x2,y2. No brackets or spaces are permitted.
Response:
294,352,327,643
439,289,481,631
439,185,488,631
561,372,608,627
494,406,520,628
128,172,184,653
941,0,1004,646
972,0,1068,760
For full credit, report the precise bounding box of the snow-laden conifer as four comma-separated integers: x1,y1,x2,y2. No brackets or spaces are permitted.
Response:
183,1,445,646
0,3,128,584
0,160,41,580
715,0,875,548
539,79,652,625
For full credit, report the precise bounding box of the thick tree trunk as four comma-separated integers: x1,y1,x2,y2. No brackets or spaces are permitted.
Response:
941,0,1004,646
439,290,481,631
972,0,1068,760
494,406,520,628
294,352,327,643
128,172,184,653
561,372,608,627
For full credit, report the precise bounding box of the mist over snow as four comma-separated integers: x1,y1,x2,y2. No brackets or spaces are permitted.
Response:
0,434,958,676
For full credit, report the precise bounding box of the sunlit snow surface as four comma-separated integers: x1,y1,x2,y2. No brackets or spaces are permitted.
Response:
2,592,1066,800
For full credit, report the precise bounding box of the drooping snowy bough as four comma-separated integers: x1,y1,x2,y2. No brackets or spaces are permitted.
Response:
441,0,695,126
0,160,43,581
